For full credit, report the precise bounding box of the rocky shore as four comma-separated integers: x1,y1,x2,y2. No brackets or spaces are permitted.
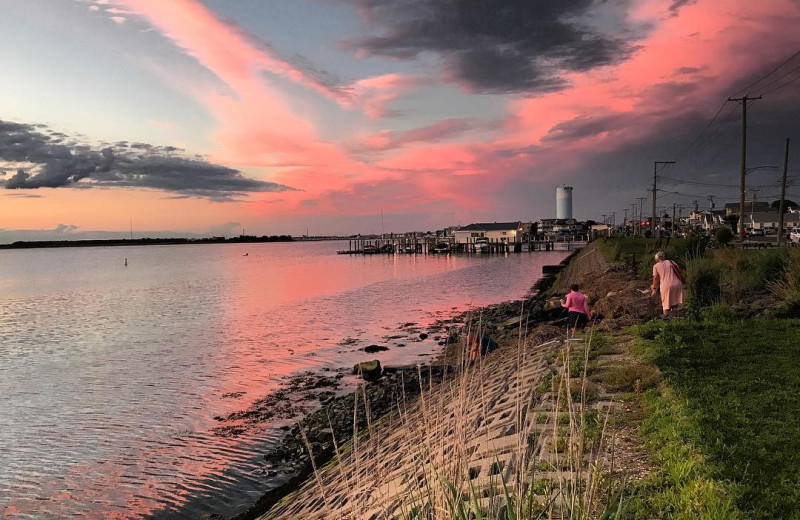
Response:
212,250,581,520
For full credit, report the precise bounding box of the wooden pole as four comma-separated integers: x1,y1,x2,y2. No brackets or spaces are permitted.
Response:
778,138,791,246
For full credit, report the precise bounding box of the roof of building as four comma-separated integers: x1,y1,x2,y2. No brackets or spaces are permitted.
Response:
537,218,578,224
457,222,522,232
750,211,800,222
725,201,770,211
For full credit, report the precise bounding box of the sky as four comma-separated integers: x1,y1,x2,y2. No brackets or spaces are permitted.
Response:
1,0,799,241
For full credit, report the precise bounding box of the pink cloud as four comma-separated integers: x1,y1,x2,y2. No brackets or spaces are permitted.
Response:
505,0,800,152
116,0,351,104
146,118,173,130
108,0,800,225
347,73,428,118
112,0,434,215
353,118,496,152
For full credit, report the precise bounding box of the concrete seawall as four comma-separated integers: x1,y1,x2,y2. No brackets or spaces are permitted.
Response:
257,244,626,519
262,337,566,519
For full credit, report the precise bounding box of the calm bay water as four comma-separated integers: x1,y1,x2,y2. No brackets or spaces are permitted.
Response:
0,241,568,519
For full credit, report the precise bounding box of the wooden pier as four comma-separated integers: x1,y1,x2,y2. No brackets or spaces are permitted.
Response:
337,234,589,255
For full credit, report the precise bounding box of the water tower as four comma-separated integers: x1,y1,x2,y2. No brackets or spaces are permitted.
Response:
556,185,573,220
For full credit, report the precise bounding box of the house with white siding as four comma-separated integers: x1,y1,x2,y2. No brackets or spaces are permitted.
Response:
748,210,800,230
453,222,523,244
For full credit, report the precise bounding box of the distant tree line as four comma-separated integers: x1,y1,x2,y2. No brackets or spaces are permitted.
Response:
0,235,294,250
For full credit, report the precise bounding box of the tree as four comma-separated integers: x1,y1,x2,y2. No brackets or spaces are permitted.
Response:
715,227,734,245
722,214,739,230
771,200,799,212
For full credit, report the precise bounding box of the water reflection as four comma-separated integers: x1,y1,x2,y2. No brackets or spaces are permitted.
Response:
0,242,567,519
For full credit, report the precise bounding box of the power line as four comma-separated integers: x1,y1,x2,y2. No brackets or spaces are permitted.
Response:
731,49,800,96
752,63,800,95
658,176,782,189
759,72,800,96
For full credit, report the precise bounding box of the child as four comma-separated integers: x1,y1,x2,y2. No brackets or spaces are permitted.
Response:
561,284,592,334
468,333,498,362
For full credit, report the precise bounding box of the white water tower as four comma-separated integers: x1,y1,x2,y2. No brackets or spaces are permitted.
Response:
556,185,573,220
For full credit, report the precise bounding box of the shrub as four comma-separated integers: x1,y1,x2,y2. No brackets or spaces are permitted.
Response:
703,303,737,324
683,235,708,260
686,259,722,308
768,249,800,311
755,249,788,287
715,227,734,246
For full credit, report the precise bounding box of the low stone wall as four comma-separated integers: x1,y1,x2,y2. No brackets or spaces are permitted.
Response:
262,336,564,519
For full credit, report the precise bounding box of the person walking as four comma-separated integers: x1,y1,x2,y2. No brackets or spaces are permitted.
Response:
651,251,684,317
561,284,592,334
467,332,498,362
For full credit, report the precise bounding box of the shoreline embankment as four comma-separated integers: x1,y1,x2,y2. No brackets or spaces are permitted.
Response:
220,249,584,520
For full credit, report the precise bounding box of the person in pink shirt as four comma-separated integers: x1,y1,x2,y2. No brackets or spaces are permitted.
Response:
651,251,684,317
561,284,592,334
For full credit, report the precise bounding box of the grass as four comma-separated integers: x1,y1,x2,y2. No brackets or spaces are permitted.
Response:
595,237,690,280
631,315,800,519
280,313,630,520
623,386,741,520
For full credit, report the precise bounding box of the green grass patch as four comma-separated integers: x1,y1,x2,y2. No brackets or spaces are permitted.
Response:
596,237,691,280
622,387,741,520
632,317,800,519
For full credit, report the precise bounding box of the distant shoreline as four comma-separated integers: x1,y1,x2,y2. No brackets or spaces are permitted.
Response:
0,235,374,250
0,236,296,250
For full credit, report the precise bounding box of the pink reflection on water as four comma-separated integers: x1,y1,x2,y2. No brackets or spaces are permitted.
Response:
0,243,567,519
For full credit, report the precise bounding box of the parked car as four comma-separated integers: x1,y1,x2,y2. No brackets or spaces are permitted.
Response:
790,227,800,244
749,227,765,237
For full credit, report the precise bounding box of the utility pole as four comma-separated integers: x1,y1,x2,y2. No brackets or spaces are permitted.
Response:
749,188,761,230
778,138,791,246
630,204,638,235
623,208,628,234
672,203,676,235
653,161,675,236
728,95,762,237
637,197,647,236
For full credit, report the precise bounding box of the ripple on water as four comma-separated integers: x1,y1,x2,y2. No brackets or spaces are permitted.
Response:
0,242,568,519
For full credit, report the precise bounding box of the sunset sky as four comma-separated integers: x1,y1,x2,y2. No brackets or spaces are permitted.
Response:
1,0,799,240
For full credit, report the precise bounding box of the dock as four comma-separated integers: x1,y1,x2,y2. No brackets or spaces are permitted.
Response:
337,234,589,255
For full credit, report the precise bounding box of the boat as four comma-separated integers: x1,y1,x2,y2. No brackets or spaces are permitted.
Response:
433,242,451,253
403,245,415,254
475,238,489,252
362,244,379,254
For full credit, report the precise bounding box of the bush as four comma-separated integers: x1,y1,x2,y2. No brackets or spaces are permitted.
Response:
715,227,734,246
703,303,737,324
767,248,800,308
687,259,722,308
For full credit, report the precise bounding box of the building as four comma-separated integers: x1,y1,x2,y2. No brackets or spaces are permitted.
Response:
724,201,770,216
688,210,726,232
452,222,524,244
748,210,800,230
537,218,582,236
556,185,573,220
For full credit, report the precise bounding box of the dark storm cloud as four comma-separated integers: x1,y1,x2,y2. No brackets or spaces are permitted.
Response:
338,0,638,94
668,0,697,16
540,101,800,219
676,66,702,75
0,120,295,199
